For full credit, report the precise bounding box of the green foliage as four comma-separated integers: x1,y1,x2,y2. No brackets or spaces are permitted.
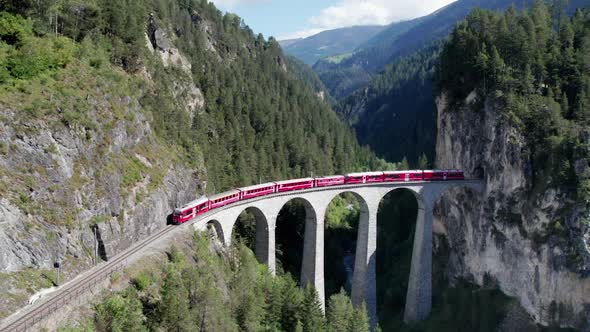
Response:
349,302,370,332
335,42,442,165
90,232,369,332
327,289,363,332
95,289,146,332
0,0,385,200
57,319,96,332
168,245,185,266
301,284,326,332
437,3,590,197
0,12,77,82
131,271,150,291
418,152,429,170
325,194,359,229
0,11,32,46
158,266,192,331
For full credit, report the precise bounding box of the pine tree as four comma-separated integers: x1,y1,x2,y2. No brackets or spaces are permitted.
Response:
418,153,429,170
159,266,192,331
280,275,303,332
400,157,410,170
560,92,569,116
326,290,353,332
301,285,326,332
348,302,370,332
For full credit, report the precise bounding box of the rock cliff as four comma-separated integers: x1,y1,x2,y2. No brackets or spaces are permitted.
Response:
434,92,590,330
0,33,205,316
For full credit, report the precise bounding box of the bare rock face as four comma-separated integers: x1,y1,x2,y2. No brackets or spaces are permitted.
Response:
147,16,192,73
0,98,201,275
172,79,205,118
434,92,590,330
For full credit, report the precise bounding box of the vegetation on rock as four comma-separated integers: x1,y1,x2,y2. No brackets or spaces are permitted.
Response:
437,2,590,220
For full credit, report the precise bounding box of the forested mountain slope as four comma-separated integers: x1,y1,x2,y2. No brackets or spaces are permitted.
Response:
335,42,442,165
315,0,590,100
435,3,590,329
279,25,384,66
0,0,387,317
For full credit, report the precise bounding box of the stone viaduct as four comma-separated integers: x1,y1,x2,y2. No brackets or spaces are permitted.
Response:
192,180,483,327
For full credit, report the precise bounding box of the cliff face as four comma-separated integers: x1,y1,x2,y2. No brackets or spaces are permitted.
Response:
0,99,201,273
434,92,590,330
0,28,206,315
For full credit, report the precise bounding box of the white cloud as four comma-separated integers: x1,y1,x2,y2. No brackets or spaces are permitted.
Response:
279,0,456,40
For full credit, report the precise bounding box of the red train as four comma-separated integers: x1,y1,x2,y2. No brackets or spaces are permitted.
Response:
172,169,464,224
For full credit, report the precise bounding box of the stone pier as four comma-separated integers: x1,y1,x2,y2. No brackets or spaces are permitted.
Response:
403,200,434,322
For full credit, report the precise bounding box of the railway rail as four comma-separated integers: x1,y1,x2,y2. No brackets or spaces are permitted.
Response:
0,224,176,332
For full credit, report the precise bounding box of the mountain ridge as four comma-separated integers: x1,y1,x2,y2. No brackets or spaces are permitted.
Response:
313,0,590,100
279,25,385,66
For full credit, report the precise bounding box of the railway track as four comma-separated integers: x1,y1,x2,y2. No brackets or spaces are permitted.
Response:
0,224,176,332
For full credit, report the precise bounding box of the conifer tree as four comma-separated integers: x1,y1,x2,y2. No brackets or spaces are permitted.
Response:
159,266,192,331
418,153,429,170
348,302,370,332
326,289,353,332
301,285,326,332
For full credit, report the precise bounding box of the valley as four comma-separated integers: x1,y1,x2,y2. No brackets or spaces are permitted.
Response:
0,0,589,331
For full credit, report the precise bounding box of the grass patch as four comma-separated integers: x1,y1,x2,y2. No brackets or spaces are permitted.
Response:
323,52,353,64
0,268,57,319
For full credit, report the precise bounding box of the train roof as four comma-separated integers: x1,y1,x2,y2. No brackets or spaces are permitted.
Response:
208,189,241,200
239,182,276,191
345,171,384,177
176,196,208,212
383,170,422,174
314,175,344,179
274,177,314,185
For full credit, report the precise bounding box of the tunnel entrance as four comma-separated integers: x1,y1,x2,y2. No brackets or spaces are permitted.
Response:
90,225,108,262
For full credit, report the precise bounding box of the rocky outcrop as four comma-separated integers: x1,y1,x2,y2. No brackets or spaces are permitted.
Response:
0,98,201,274
434,92,590,330
147,15,192,73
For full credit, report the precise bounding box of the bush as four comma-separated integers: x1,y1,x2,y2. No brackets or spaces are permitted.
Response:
131,272,150,291
0,12,32,46
7,36,77,79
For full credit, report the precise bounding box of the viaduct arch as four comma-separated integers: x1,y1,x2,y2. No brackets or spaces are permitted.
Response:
193,180,483,327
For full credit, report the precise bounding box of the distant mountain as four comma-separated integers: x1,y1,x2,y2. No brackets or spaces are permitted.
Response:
279,25,385,66
278,38,301,48
315,0,590,100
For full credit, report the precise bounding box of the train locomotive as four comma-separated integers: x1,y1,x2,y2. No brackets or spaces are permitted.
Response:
172,169,464,224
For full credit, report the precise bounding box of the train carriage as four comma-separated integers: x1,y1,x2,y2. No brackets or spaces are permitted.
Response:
239,182,276,200
274,178,314,192
172,197,209,224
208,189,241,209
344,171,384,184
446,169,465,180
423,169,463,180
383,170,423,182
314,175,345,187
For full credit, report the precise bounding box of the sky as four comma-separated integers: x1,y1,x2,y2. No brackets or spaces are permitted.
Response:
209,0,457,40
